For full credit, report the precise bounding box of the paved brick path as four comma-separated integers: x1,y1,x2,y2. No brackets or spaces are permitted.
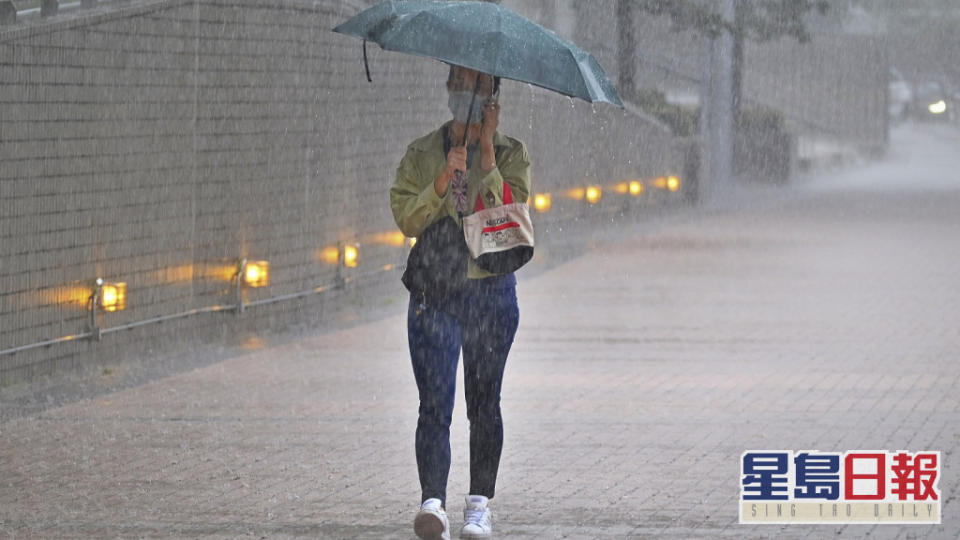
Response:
3,130,960,538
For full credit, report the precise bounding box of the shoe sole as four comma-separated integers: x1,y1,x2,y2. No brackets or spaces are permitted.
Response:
413,512,446,540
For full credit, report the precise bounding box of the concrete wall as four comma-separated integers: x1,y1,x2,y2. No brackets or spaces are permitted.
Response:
0,0,684,384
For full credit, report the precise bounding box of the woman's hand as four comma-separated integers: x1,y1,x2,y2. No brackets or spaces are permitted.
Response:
479,99,499,171
480,98,499,148
436,146,467,196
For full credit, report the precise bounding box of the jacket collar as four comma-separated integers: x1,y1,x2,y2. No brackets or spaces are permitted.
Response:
410,120,511,152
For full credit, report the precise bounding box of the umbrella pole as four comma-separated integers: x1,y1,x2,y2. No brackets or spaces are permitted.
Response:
454,71,483,219
460,71,483,147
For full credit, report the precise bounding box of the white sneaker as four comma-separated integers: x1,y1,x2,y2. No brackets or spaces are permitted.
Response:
460,495,492,539
414,498,450,540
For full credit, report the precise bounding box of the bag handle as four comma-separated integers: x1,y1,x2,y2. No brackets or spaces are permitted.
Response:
474,182,514,211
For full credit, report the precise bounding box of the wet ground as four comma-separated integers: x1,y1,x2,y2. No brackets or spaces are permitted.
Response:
1,123,958,538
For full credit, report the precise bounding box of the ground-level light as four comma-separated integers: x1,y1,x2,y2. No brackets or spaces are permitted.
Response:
370,230,406,247
320,243,360,268
320,246,340,265
585,185,602,204
667,176,681,192
242,260,270,288
343,244,359,268
533,193,552,213
96,279,127,312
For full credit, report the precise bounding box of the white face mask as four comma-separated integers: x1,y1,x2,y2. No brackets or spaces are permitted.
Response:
448,90,484,125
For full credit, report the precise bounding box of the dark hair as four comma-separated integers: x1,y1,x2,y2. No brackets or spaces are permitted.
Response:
447,65,500,95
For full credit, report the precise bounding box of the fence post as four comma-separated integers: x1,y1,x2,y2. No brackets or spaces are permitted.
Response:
0,1,16,25
41,0,57,17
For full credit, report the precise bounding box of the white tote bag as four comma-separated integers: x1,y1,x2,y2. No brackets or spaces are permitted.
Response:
462,182,535,274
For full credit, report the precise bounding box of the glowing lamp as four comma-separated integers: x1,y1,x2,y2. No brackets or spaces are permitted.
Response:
585,186,602,204
929,100,947,114
408,237,417,248
667,176,681,192
567,187,585,201
371,231,406,247
388,231,406,247
629,180,643,195
99,281,126,312
653,177,668,189
320,246,340,265
613,182,629,194
533,193,552,213
243,260,270,288
344,244,359,268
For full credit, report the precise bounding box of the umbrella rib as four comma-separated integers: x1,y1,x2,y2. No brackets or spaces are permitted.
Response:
562,46,594,102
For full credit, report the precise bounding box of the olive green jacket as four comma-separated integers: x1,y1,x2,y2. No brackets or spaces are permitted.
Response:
390,122,531,279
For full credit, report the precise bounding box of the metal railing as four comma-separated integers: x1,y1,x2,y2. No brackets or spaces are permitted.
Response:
0,178,691,362
0,265,388,358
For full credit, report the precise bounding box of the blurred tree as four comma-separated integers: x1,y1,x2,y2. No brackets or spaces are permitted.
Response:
616,0,636,99
634,0,829,41
620,1,829,203
630,0,829,114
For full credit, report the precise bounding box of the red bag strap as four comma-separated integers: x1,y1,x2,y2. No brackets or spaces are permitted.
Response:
503,182,514,204
474,182,514,211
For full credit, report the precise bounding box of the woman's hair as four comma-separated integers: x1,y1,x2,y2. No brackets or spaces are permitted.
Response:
447,65,500,96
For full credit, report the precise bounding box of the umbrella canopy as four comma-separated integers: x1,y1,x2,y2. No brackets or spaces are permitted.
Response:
333,0,623,107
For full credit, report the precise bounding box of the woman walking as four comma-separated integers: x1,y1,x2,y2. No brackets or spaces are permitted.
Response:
390,65,531,540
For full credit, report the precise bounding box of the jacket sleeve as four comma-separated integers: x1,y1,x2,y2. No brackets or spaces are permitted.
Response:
390,146,447,238
477,140,532,205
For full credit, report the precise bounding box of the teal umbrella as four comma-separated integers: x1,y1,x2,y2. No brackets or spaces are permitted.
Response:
332,0,623,108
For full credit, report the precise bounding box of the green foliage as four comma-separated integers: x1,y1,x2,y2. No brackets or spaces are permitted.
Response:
733,106,791,183
632,88,699,137
738,0,830,42
632,87,786,141
735,105,785,135
634,0,727,38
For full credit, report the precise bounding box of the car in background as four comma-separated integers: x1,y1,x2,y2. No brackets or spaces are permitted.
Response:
908,81,953,122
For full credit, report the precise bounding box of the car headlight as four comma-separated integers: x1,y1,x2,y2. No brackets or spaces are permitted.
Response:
928,100,947,114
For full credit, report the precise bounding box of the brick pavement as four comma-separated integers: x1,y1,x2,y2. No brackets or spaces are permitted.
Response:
2,147,960,537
